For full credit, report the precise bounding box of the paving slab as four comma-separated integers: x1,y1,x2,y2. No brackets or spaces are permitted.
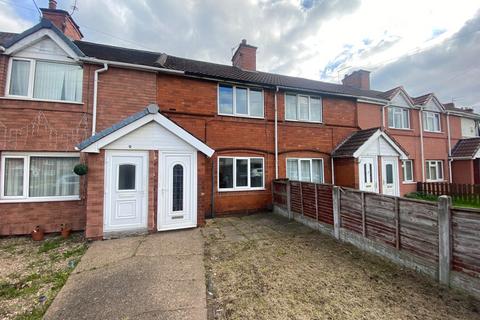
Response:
45,228,206,320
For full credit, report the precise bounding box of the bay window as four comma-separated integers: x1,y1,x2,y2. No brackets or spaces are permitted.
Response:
388,107,410,129
218,157,264,191
423,111,441,132
286,158,324,183
7,58,83,103
426,160,444,181
218,84,264,118
1,153,80,201
285,93,322,122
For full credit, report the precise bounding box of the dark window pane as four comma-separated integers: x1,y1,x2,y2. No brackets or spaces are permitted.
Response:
172,164,183,212
386,164,393,184
219,85,233,114
250,158,263,188
235,87,248,114
118,164,136,190
219,158,233,189
236,159,248,187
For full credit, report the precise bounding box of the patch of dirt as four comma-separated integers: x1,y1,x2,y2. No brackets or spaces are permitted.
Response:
0,233,88,320
203,214,480,320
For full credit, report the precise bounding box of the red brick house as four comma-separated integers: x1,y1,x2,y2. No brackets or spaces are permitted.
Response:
0,2,478,238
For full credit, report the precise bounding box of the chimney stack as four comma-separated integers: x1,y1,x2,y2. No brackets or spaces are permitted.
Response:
232,39,257,71
41,1,83,40
342,70,370,90
48,0,57,9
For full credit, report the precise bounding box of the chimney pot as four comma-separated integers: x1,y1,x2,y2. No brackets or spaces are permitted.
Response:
232,39,257,71
49,0,57,10
342,69,371,90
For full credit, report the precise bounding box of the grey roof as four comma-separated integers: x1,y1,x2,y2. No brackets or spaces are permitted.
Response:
2,19,84,57
77,104,159,150
450,138,480,159
0,32,17,46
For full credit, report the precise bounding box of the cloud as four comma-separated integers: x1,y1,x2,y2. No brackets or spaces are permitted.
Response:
0,2,32,32
371,10,480,110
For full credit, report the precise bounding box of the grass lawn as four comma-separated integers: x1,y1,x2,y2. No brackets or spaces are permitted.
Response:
0,233,87,320
203,214,480,320
405,192,480,209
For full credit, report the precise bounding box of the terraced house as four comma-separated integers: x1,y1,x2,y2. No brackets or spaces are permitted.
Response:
1,1,479,238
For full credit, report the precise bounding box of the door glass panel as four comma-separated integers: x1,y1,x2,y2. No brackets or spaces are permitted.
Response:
235,159,248,187
172,164,183,212
386,163,393,184
118,164,136,190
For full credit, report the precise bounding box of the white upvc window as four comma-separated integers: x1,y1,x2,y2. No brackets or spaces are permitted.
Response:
1,153,80,202
286,158,324,183
388,107,410,129
285,93,322,123
218,84,264,118
218,157,264,191
423,111,441,132
6,57,83,103
426,160,444,182
402,160,414,182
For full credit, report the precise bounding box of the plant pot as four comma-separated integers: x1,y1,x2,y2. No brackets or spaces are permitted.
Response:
61,227,72,239
32,226,44,241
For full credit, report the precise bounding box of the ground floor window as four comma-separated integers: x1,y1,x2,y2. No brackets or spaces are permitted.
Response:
402,160,414,182
286,158,324,183
426,160,443,181
218,156,264,191
1,153,80,200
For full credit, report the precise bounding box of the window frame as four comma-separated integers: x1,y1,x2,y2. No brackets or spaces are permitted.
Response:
284,93,323,123
217,84,265,119
5,57,84,104
285,158,324,183
217,156,265,192
388,106,410,130
423,111,441,133
0,152,81,202
402,159,414,183
426,160,444,182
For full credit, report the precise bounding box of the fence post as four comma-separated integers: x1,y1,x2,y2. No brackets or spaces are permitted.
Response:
333,186,341,240
286,181,292,220
438,195,452,285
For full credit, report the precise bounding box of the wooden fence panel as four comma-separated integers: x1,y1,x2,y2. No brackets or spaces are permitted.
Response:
317,184,333,225
272,180,288,208
418,182,480,204
290,181,302,214
398,198,439,263
340,190,363,234
452,208,480,278
301,182,317,219
364,194,397,247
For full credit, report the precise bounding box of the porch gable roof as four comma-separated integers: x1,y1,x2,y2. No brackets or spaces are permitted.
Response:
450,138,480,159
76,104,214,157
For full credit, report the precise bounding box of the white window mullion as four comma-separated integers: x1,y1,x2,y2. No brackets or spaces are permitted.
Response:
309,159,313,183
233,157,237,189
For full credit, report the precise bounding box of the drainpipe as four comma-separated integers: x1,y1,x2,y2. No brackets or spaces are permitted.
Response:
419,106,425,181
331,157,335,184
447,112,453,183
91,63,109,136
381,102,390,129
274,86,279,179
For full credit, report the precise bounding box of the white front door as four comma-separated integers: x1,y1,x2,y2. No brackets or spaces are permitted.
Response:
359,156,378,193
381,157,399,196
104,151,148,233
158,151,197,231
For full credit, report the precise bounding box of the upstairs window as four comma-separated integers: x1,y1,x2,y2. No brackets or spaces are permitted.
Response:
285,93,322,122
7,58,83,103
388,107,410,129
218,84,264,118
423,111,441,132
286,158,324,183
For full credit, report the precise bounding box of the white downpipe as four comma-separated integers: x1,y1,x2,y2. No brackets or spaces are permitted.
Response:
331,157,335,185
419,106,425,181
447,112,453,183
92,63,109,136
274,87,279,179
381,103,390,129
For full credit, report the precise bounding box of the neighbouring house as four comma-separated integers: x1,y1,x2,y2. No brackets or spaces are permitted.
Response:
1,1,479,238
450,138,480,184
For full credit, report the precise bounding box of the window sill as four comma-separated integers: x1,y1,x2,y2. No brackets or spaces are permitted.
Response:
425,180,445,183
285,119,323,124
424,130,443,134
402,181,417,185
0,96,84,105
0,196,81,203
388,127,412,131
218,188,266,193
217,112,264,120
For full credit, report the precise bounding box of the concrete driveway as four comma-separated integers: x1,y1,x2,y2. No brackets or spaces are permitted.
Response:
44,229,207,320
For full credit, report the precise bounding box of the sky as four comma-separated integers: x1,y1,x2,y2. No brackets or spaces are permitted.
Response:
1,0,480,110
